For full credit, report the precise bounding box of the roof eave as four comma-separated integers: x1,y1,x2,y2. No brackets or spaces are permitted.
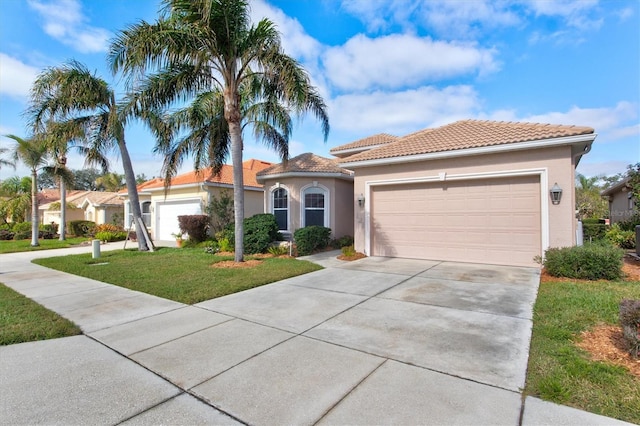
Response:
329,144,390,157
256,171,354,183
341,133,597,168
601,177,631,196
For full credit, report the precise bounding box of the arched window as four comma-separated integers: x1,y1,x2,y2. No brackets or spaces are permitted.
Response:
272,187,288,230
303,186,326,227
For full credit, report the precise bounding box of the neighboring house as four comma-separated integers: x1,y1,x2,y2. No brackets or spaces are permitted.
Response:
256,153,354,238
330,119,595,267
39,190,124,227
119,159,272,241
601,177,636,224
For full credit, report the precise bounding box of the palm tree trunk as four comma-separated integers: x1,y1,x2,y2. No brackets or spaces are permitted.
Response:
30,169,39,247
117,135,150,251
59,179,66,240
229,121,245,263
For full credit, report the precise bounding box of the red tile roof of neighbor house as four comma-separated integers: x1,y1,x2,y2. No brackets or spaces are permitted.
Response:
39,190,124,209
257,153,354,178
329,133,398,155
132,159,273,192
339,120,595,163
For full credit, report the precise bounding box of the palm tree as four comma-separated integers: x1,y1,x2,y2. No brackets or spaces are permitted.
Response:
0,176,32,223
27,61,152,250
109,0,329,262
95,172,125,192
7,134,49,246
0,146,16,170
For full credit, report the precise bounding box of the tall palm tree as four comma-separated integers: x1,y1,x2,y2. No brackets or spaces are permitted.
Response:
0,176,32,223
0,146,16,170
7,134,49,246
95,172,125,192
109,0,329,262
27,61,152,250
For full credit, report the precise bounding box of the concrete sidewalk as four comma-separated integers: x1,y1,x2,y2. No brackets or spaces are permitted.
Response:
0,245,635,425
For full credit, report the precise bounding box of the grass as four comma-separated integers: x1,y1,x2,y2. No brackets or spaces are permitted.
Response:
525,278,640,424
0,237,89,254
33,247,323,304
0,283,81,345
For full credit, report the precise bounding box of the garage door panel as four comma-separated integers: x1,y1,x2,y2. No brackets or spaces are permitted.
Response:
157,200,202,241
371,176,541,267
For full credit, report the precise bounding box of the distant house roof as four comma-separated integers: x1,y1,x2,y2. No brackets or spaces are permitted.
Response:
121,159,273,195
39,190,123,210
340,119,595,166
330,133,398,158
601,177,631,196
256,153,353,182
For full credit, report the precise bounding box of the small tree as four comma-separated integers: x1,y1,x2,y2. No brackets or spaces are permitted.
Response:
206,190,234,233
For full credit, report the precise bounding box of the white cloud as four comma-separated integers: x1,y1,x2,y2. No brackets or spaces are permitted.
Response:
576,160,630,178
616,7,634,21
521,102,637,131
526,0,602,30
330,85,480,134
27,0,111,53
322,34,498,91
0,54,39,99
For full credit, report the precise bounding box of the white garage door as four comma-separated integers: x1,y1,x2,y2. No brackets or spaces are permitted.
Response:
370,176,541,267
156,200,202,241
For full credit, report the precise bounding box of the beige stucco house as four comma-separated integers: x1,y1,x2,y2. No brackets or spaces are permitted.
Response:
256,153,354,238
120,159,272,241
601,177,636,224
39,190,124,228
331,120,596,267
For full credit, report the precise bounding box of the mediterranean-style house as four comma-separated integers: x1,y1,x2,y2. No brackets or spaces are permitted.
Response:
39,190,124,227
119,159,272,241
331,119,595,267
601,177,636,224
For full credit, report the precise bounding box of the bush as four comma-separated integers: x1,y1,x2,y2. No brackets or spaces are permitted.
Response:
0,229,14,240
69,220,95,237
606,224,636,249
331,235,354,249
294,226,332,256
268,245,289,256
582,223,607,242
39,223,59,234
206,190,234,233
12,222,31,233
94,231,128,242
13,231,30,240
178,215,210,243
341,245,356,257
243,214,279,254
619,299,640,358
39,230,55,239
543,244,624,280
93,223,124,234
204,240,219,254
618,212,640,232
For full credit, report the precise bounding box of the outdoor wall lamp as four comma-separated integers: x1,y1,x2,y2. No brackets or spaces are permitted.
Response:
357,193,365,207
550,183,563,205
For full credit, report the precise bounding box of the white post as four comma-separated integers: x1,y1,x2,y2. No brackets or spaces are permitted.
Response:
92,239,101,259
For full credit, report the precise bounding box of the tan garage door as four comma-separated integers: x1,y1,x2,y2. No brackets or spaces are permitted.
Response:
370,175,541,267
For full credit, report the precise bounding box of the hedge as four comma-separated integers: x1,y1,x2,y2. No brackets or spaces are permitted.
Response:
294,226,332,256
543,243,624,280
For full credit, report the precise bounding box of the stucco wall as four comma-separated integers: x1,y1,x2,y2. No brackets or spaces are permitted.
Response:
261,176,354,237
350,146,575,255
608,190,636,224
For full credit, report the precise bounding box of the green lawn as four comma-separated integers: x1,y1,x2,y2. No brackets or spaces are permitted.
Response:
33,247,323,304
525,278,640,424
0,237,89,254
0,283,81,345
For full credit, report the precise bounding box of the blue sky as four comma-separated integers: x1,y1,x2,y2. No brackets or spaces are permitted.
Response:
1,0,638,182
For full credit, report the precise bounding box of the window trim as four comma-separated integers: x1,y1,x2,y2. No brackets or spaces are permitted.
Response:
269,184,290,231
300,183,330,228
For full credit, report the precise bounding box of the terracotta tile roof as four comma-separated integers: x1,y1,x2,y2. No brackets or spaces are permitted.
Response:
340,120,595,163
257,153,354,178
129,159,273,192
39,190,123,209
329,133,398,156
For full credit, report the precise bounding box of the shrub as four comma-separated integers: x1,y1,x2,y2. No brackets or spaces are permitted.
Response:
341,244,356,257
619,299,640,358
331,235,354,249
39,230,55,239
204,240,219,254
582,223,607,242
12,222,31,233
294,226,332,256
206,190,234,233
177,215,210,243
268,245,289,256
243,214,279,254
93,223,124,234
69,220,95,237
13,231,30,240
618,212,640,232
217,237,232,253
606,224,636,249
94,231,128,242
0,229,14,240
543,244,624,280
39,223,59,234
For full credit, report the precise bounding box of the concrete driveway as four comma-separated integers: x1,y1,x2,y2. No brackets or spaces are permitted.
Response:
9,247,629,425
